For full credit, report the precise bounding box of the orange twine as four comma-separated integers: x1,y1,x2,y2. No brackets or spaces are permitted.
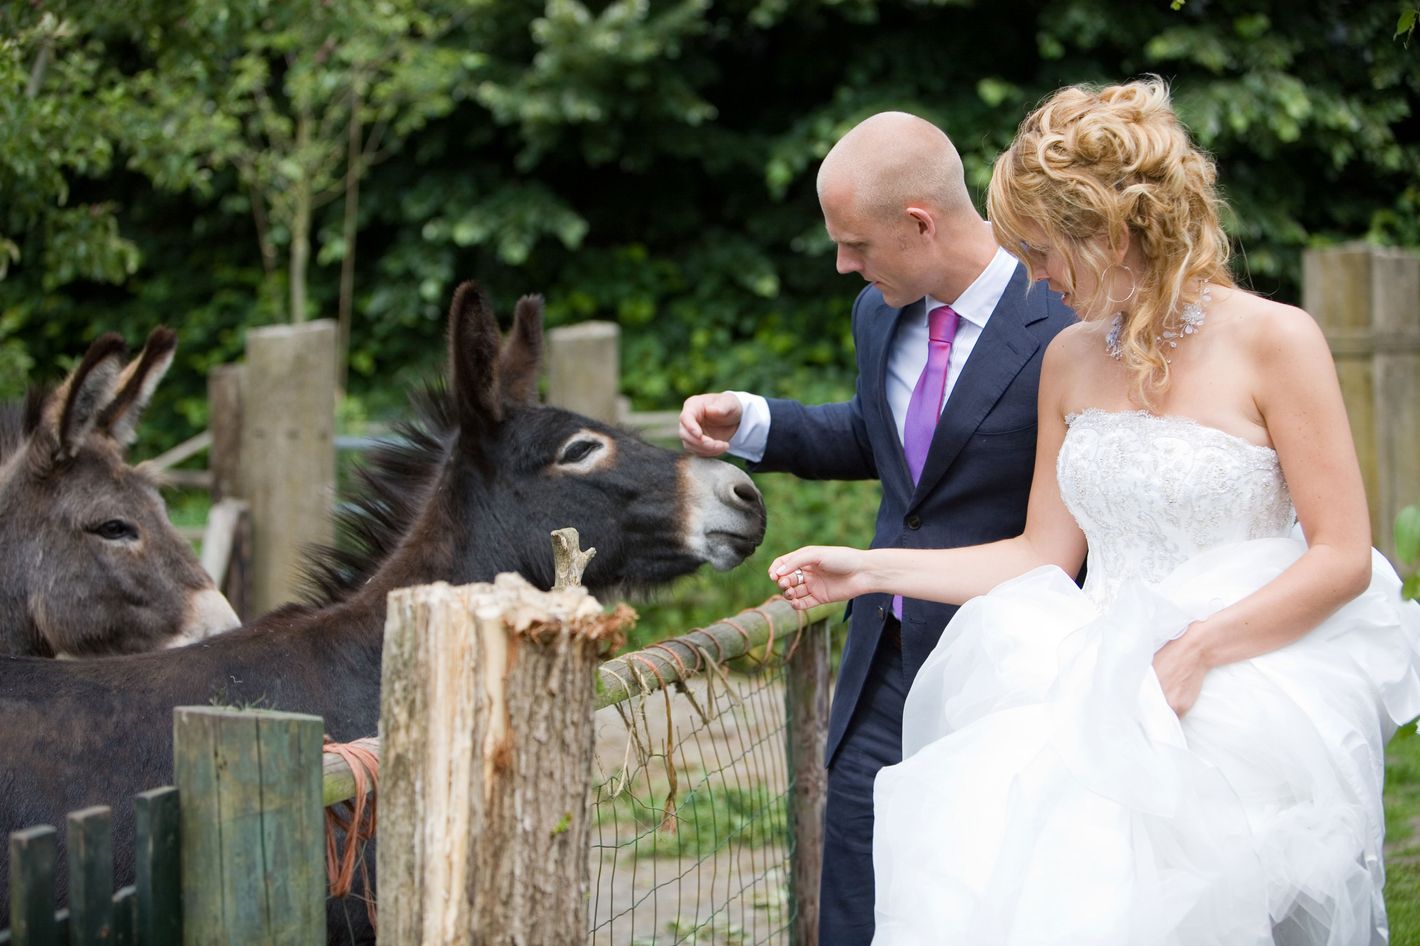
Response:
323,735,380,932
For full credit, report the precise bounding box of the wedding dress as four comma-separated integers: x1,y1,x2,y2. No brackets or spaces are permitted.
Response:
872,409,1420,946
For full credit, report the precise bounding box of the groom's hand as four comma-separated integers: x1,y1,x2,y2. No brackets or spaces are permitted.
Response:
679,392,743,456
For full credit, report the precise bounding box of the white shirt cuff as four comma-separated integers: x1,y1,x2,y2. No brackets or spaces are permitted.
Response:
725,391,770,463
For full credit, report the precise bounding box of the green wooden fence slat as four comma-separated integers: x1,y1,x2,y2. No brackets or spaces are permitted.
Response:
66,806,113,945
8,825,60,946
134,787,181,946
111,887,136,946
255,713,325,946
175,706,328,946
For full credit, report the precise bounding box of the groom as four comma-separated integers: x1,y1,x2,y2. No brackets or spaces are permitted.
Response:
680,112,1075,944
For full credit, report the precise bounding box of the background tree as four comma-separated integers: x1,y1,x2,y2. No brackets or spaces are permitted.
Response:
0,0,1415,440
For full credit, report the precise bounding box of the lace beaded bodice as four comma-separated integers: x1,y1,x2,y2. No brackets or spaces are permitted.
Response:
1058,410,1296,608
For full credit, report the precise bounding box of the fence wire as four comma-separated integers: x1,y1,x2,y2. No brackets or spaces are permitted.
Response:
588,607,827,946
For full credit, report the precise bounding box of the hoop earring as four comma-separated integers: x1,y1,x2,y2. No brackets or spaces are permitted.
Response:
1103,263,1137,307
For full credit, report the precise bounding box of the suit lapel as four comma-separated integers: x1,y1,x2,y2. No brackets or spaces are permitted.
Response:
873,298,919,493
910,266,1041,504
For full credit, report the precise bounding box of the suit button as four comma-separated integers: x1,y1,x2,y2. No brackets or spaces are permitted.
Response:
906,515,922,530
876,606,885,620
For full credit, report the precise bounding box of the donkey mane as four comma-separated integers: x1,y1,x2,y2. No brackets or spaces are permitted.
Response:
298,382,456,607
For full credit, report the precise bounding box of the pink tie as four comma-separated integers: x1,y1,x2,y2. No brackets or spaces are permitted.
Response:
893,303,959,621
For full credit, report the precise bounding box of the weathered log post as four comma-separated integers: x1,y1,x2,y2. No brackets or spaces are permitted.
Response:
238,321,337,614
377,569,635,945
785,617,830,946
546,322,620,424
1304,243,1420,562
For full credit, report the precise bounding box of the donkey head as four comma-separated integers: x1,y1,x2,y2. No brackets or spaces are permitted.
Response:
0,329,240,657
432,282,766,595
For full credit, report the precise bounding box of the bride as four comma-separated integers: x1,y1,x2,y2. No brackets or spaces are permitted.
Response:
771,78,1420,945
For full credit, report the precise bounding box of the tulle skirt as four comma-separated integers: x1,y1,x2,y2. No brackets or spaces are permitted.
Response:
872,536,1420,946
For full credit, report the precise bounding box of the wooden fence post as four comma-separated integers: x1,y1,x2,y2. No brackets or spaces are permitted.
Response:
1303,244,1420,561
546,322,620,424
377,573,633,945
173,707,325,946
238,321,337,614
785,618,830,946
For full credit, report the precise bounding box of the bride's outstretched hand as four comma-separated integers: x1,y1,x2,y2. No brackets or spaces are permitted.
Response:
770,546,870,610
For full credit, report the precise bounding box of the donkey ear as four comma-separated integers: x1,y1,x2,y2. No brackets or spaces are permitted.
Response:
40,333,128,461
447,281,503,434
98,326,177,447
498,294,544,406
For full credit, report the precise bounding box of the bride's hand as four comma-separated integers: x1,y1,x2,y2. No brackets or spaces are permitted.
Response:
769,546,871,610
1152,627,1211,717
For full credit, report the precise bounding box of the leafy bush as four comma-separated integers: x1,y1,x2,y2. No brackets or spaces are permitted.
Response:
1397,504,1420,600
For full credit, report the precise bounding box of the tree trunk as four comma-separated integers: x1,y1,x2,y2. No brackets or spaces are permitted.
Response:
336,88,362,396
288,111,314,324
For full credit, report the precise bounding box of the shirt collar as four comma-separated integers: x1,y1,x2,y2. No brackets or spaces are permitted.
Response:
923,245,1019,329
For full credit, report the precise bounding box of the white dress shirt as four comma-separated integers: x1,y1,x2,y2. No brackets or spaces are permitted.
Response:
726,246,1020,462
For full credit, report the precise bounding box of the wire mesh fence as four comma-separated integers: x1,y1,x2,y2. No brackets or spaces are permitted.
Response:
588,599,835,946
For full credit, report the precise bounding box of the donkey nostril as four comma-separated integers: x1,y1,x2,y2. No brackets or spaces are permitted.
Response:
732,482,761,508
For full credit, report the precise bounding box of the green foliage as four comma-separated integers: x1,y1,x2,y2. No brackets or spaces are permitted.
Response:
1396,504,1420,600
1385,723,1420,939
0,0,1416,461
1400,6,1419,46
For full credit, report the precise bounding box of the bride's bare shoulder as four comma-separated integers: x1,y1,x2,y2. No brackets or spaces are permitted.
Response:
1045,319,1107,360
1212,286,1330,363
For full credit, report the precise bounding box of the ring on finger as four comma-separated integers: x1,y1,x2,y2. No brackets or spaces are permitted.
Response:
794,568,805,587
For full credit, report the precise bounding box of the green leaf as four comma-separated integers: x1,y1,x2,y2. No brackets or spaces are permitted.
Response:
1396,506,1420,566
1398,9,1418,41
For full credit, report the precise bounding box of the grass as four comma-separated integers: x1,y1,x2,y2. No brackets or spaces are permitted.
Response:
1388,723,1420,943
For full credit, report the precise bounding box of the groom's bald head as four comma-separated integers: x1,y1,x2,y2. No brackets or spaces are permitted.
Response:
817,112,974,223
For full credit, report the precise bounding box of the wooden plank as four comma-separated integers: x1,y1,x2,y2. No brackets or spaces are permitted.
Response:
174,709,226,946
175,707,327,946
255,713,325,946
65,806,113,946
148,431,213,473
199,498,250,583
207,364,244,504
784,618,832,946
134,787,182,946
8,825,60,946
111,887,136,946
212,712,268,943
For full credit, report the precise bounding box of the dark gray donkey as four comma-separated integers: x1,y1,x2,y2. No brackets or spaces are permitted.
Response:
0,282,767,942
0,328,239,657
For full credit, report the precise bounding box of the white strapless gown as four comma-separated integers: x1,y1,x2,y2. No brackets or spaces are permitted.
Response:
872,410,1420,946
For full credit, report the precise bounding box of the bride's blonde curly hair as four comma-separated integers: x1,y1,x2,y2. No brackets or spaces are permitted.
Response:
987,77,1234,400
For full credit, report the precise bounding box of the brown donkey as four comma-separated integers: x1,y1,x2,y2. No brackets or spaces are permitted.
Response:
0,328,239,656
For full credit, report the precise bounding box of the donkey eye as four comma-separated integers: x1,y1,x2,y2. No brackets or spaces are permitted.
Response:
90,519,138,542
557,440,602,465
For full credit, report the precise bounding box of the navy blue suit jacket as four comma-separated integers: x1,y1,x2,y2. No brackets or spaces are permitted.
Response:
751,264,1075,765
